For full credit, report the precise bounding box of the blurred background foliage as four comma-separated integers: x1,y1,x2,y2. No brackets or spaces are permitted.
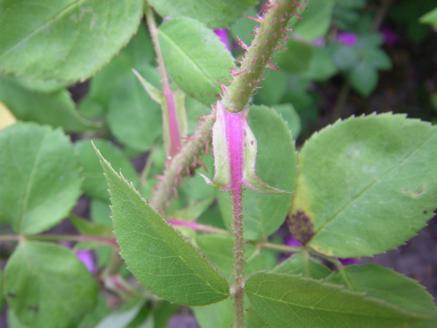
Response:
0,0,437,327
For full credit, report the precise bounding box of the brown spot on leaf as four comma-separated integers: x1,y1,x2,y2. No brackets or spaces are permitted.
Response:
288,210,314,244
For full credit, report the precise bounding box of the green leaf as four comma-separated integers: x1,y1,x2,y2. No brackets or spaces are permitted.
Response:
273,103,301,139
159,17,235,105
95,146,229,305
0,0,144,91
75,139,138,200
326,265,437,320
70,216,113,237
349,61,378,96
196,234,276,281
193,298,234,328
4,241,98,328
420,7,437,29
292,114,437,257
0,270,3,310
219,106,296,240
304,47,337,82
0,123,81,234
256,70,288,106
276,40,314,74
149,0,256,28
106,65,162,151
0,77,96,132
246,272,435,327
294,0,335,40
274,253,331,279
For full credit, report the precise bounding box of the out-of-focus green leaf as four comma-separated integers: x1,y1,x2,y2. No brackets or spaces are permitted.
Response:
96,147,229,305
292,114,437,257
246,272,436,327
256,70,288,106
0,77,96,132
294,0,335,40
193,298,234,328
349,61,378,96
0,123,81,234
149,0,257,28
273,103,301,139
420,7,437,29
159,17,235,105
276,39,314,74
219,106,296,240
75,139,138,200
0,0,143,91
4,241,98,328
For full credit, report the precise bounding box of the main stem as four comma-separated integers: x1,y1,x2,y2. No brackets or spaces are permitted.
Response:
150,0,304,213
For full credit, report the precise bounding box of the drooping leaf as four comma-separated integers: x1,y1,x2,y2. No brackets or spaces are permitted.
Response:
0,0,144,91
292,114,437,257
273,103,301,139
95,146,229,305
4,241,98,328
326,265,437,320
149,0,257,28
0,77,96,132
274,253,331,279
75,139,138,200
159,17,235,105
246,272,435,327
0,123,81,234
219,106,296,240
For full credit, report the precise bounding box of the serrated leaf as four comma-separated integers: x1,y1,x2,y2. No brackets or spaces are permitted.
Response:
95,146,229,305
75,139,138,200
219,106,296,240
246,272,433,327
0,0,143,91
149,0,257,28
0,77,96,132
0,123,81,234
274,253,331,279
4,241,98,328
326,265,437,320
292,114,437,257
159,17,235,105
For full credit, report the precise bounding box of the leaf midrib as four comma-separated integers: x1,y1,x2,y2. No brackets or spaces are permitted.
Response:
158,28,218,91
0,0,88,59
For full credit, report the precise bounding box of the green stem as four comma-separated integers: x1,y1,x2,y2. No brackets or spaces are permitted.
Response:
222,0,305,113
0,234,117,246
150,112,215,213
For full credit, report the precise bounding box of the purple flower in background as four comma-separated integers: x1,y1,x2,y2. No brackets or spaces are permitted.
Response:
284,235,303,248
214,28,231,50
338,258,361,266
337,32,358,47
76,250,96,273
381,26,400,46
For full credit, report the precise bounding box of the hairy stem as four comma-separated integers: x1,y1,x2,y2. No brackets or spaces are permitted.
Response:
150,112,215,213
145,5,181,157
222,0,304,113
150,0,305,213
